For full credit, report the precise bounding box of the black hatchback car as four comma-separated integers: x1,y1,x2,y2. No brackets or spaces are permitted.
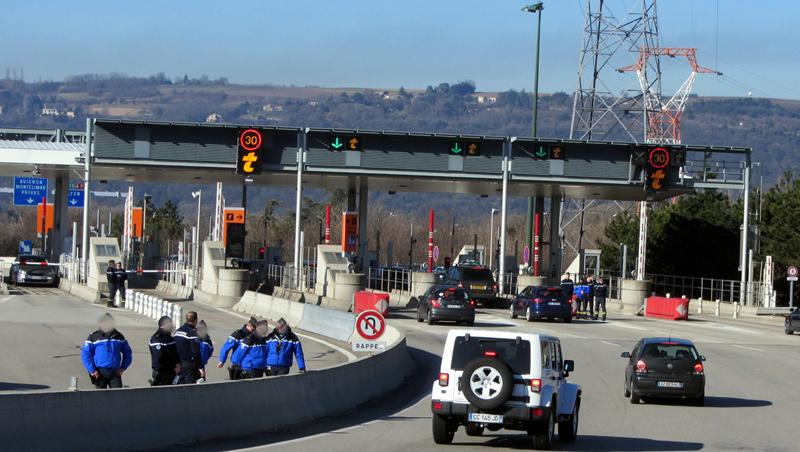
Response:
443,266,498,307
785,308,800,335
621,337,706,406
416,285,475,326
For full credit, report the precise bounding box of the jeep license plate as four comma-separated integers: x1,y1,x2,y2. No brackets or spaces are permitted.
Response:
657,381,683,388
468,413,503,424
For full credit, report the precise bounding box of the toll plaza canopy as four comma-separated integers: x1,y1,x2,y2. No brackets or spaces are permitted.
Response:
89,119,748,200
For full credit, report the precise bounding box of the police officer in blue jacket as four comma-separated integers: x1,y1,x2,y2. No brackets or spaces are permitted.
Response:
266,318,306,376
217,316,257,380
81,313,133,389
175,311,204,384
197,320,214,374
232,320,270,378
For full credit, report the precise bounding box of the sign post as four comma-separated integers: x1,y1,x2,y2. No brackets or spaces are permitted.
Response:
788,266,799,308
352,310,386,352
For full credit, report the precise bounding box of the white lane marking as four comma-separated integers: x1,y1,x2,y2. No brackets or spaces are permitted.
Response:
238,419,383,449
208,305,358,362
731,344,765,352
600,340,621,347
562,333,588,339
606,322,647,331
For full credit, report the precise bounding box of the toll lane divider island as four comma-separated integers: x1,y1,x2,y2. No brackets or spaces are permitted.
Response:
0,290,413,451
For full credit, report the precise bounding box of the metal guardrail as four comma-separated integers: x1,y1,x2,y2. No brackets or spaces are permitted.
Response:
645,273,766,307
367,267,413,294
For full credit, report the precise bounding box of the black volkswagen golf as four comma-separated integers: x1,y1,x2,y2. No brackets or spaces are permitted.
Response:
621,337,706,406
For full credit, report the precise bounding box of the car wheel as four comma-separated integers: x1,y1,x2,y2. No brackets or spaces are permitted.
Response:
510,303,518,319
563,315,572,323
629,381,640,404
466,319,475,327
623,378,631,398
691,393,705,407
558,400,579,442
526,307,533,322
432,414,455,444
785,320,793,335
532,409,555,450
427,309,436,325
461,358,515,410
416,307,424,323
465,423,484,437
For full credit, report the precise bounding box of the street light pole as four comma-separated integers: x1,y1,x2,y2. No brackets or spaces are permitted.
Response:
191,190,202,287
489,208,498,270
523,2,544,274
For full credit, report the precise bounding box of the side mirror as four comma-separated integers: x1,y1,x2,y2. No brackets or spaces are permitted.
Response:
620,352,631,359
563,359,575,373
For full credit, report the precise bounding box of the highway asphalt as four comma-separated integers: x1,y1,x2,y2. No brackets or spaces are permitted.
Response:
0,287,348,392
210,304,800,452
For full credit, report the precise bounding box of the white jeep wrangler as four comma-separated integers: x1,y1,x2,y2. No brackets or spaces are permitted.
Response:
431,329,581,449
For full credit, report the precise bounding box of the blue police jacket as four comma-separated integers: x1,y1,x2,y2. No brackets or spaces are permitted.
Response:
218,326,250,365
266,328,305,370
232,335,269,370
199,337,214,368
574,284,590,300
81,329,133,373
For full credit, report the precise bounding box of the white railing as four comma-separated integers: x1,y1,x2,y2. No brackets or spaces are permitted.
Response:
124,289,182,321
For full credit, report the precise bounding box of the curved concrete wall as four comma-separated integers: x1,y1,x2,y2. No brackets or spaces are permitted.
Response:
0,293,413,452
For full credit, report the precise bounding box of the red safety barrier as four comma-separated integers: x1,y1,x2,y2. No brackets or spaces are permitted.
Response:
354,291,390,316
645,296,690,321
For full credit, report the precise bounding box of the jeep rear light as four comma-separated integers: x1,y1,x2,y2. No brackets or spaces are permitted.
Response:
693,363,704,375
635,360,647,373
484,351,497,357
530,378,542,393
438,373,449,387
531,407,544,417
457,283,463,288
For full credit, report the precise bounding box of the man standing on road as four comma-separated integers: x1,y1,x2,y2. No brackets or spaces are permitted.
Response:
266,318,306,376
217,316,257,380
115,262,128,307
594,277,609,321
81,313,133,389
232,320,270,379
586,275,596,320
105,260,117,308
148,315,180,386
174,311,204,384
560,273,575,299
197,320,214,381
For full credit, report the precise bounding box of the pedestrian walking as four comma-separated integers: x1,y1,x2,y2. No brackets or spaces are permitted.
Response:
266,318,306,376
80,313,132,389
217,316,257,380
105,260,117,308
594,276,609,321
174,311,204,384
197,320,214,378
115,262,128,306
148,315,180,386
232,320,270,379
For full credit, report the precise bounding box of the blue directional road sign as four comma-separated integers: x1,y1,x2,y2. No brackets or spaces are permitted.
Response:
19,240,32,255
68,182,85,208
13,176,48,206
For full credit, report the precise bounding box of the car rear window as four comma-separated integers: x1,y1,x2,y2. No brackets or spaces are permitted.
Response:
20,256,46,263
435,288,469,302
462,268,493,280
534,287,566,298
451,337,531,374
641,343,698,360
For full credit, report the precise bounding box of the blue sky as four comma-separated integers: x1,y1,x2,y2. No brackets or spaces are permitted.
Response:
2,0,799,98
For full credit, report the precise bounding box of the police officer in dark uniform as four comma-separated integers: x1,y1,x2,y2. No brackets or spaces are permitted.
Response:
586,275,596,320
105,260,117,308
217,316,257,380
594,276,609,321
148,315,180,386
81,313,133,389
174,310,204,384
560,273,575,298
115,262,128,307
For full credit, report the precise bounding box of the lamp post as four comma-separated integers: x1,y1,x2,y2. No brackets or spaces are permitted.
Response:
191,190,202,287
523,2,544,274
489,208,499,271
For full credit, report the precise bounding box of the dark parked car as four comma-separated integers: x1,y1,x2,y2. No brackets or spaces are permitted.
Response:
785,308,800,335
8,255,59,287
510,286,573,323
417,285,475,326
444,265,498,307
621,337,706,406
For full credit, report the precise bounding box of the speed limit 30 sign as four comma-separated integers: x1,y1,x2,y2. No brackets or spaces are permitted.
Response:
353,310,387,352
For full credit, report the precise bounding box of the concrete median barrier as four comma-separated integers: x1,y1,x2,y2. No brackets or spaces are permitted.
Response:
299,303,356,342
0,291,413,451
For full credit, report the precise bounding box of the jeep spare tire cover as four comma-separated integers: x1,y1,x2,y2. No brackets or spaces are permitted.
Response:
462,357,515,410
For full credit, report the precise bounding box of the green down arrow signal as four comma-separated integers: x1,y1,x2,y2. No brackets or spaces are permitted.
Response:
535,146,547,158
450,142,463,154
331,137,343,150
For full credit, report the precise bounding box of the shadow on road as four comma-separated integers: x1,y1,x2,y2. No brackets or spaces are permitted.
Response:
643,396,772,408
0,382,50,391
461,434,702,451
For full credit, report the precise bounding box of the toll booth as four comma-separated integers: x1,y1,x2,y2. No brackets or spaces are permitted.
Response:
198,241,248,307
87,237,121,293
565,249,602,278
316,244,359,300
